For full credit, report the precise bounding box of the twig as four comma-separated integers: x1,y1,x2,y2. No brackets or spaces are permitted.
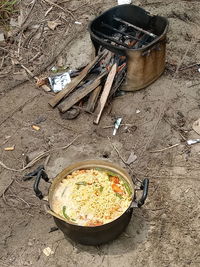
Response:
17,33,23,58
103,123,135,129
0,55,5,69
1,180,14,196
179,62,200,71
188,82,200,88
44,154,51,169
163,117,186,141
0,47,9,53
149,143,180,153
29,51,41,63
20,0,38,27
108,137,127,165
45,6,53,17
0,135,80,172
43,0,76,20
20,63,51,92
7,194,31,208
69,3,88,12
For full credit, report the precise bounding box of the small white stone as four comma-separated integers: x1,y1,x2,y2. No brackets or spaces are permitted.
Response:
43,247,54,257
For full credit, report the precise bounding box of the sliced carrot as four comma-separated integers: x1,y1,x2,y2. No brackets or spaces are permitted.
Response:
110,176,119,184
111,184,124,194
86,220,103,226
78,169,87,174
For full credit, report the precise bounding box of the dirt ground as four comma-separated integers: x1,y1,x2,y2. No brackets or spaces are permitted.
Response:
0,0,200,266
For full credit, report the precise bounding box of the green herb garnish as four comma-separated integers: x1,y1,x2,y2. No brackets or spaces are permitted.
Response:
61,187,67,197
100,186,104,192
95,168,103,171
115,193,123,199
75,181,87,186
106,171,118,177
62,206,70,220
123,181,132,196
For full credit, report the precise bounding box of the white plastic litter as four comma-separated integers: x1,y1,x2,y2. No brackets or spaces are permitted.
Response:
48,72,71,93
117,0,132,4
113,118,122,135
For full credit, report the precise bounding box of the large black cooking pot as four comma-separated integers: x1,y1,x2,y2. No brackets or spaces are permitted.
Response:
32,160,149,245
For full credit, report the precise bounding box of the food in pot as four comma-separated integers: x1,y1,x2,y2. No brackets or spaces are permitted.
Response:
52,168,132,226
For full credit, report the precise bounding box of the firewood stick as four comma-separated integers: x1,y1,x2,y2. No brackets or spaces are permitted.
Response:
58,71,107,113
94,63,117,125
86,85,102,113
48,51,107,108
114,17,157,38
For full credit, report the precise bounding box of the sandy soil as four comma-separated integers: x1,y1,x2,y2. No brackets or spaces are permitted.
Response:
0,0,200,266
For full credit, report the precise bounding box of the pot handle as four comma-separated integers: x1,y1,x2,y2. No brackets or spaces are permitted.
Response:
34,167,49,199
137,178,149,208
23,165,49,199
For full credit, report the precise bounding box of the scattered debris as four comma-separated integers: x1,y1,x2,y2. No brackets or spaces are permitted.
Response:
32,125,40,131
0,135,80,172
187,139,200,145
43,247,54,257
126,152,137,165
4,146,15,151
47,20,61,30
75,21,82,25
113,118,122,135
192,118,200,135
48,72,71,93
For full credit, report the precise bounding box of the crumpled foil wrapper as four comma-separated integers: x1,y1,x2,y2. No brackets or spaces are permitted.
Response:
48,72,71,93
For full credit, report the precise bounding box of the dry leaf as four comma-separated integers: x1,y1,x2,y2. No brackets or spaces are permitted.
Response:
126,152,137,165
32,125,40,131
47,20,61,30
4,146,15,151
